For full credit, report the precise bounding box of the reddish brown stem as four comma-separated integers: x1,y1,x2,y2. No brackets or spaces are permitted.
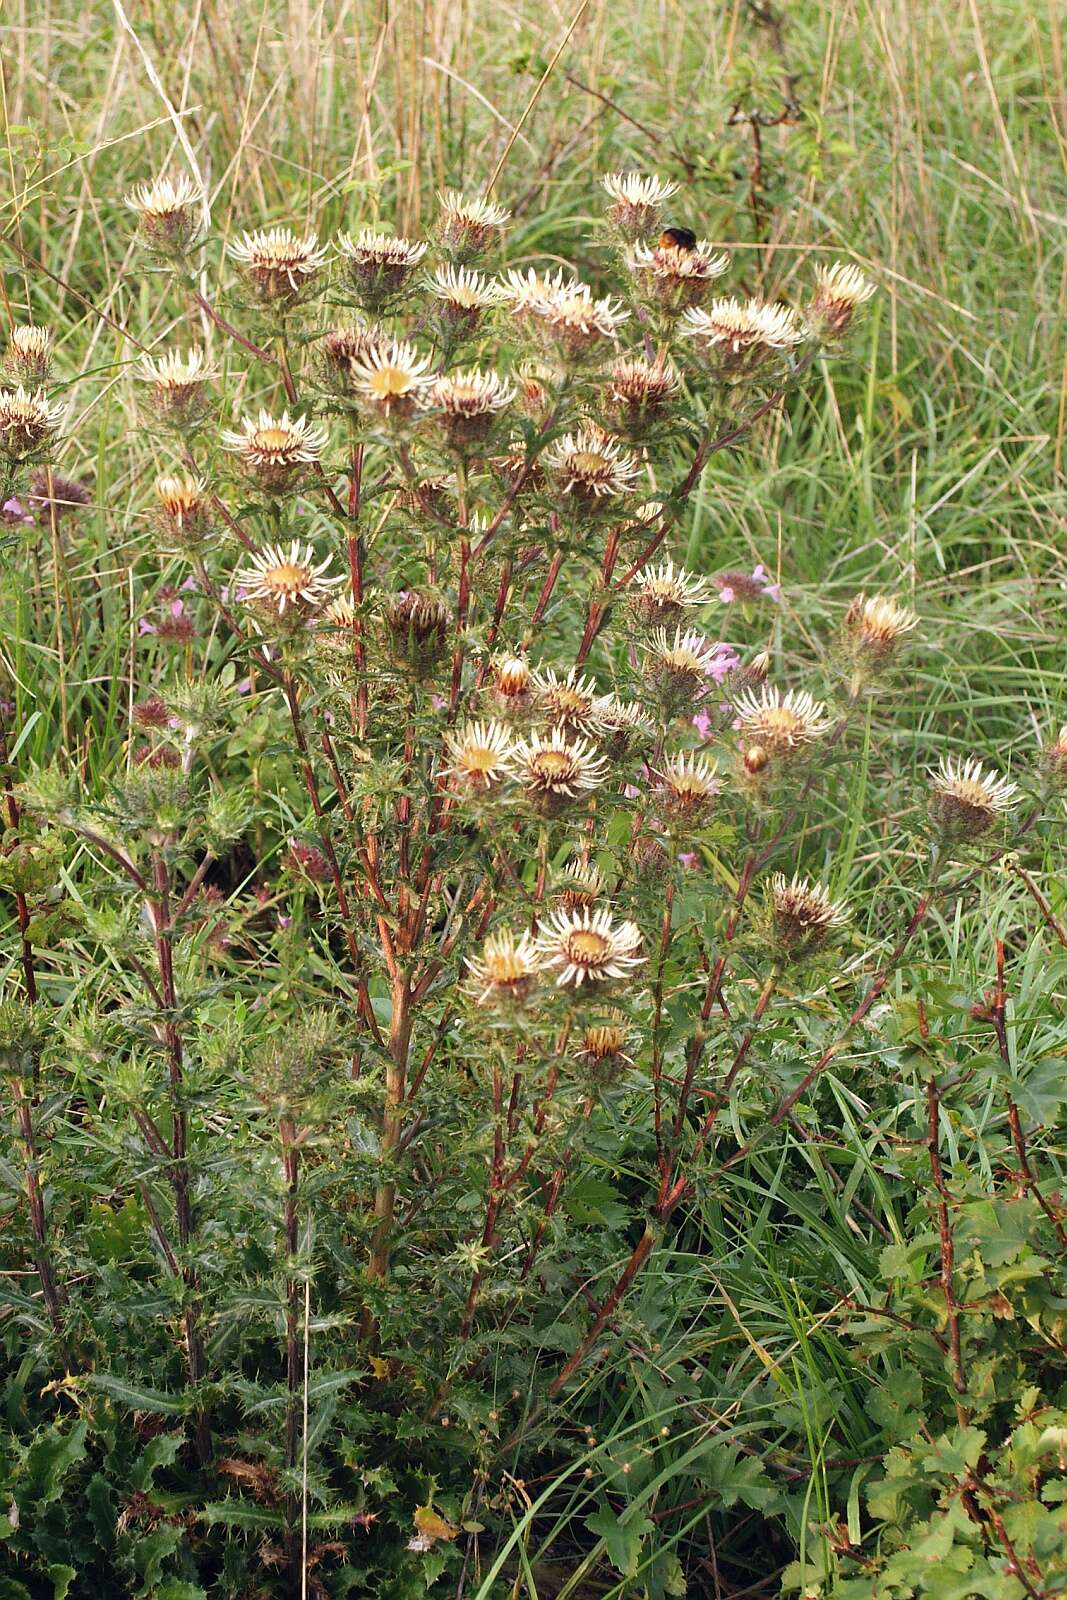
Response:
926,1074,968,1422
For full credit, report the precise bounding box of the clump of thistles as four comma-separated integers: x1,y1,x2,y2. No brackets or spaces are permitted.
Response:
137,348,215,429
506,729,607,814
682,297,804,379
929,755,1018,845
808,262,876,340
5,326,54,385
465,927,540,1009
626,239,729,312
125,173,204,256
421,368,515,451
336,230,428,310
441,721,514,793
221,408,328,490
767,874,848,963
435,191,510,263
227,227,328,305
542,426,640,505
235,540,341,623
534,907,643,991
601,171,679,242
0,386,63,463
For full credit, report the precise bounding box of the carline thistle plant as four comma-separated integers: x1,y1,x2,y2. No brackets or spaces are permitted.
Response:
0,162,1061,1589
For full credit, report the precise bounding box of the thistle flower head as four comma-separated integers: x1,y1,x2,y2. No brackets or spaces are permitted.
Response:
574,1009,635,1080
733,684,832,753
465,926,540,1008
682,296,804,378
532,665,604,736
421,367,515,450
606,356,681,434
809,261,876,338
312,593,359,683
602,171,679,241
594,693,652,757
767,873,848,962
220,408,328,490
519,276,630,363
137,347,215,428
125,173,204,255
534,906,643,990
384,589,451,675
929,755,1018,843
235,539,342,624
317,323,386,395
626,238,729,311
644,627,734,713
349,339,435,419
843,593,919,672
5,325,54,385
154,471,212,547
441,720,514,792
0,386,62,463
1040,725,1067,791
507,728,608,813
553,859,607,912
227,227,328,304
655,751,722,825
491,653,533,711
631,559,710,627
542,426,641,503
336,229,428,309
435,190,510,261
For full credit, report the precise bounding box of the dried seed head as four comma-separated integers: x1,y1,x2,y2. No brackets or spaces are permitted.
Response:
5,325,54,385
631,559,710,628
384,589,451,674
336,229,428,310
535,907,643,990
515,361,555,421
137,347,215,429
317,323,387,395
626,239,729,311
441,720,514,792
154,471,212,548
227,227,328,305
929,755,1018,844
349,339,435,419
125,173,204,256
507,728,608,814
681,296,804,379
767,873,848,962
601,171,680,242
842,593,919,672
733,685,832,753
220,409,329,491
235,539,342,627
543,426,641,505
0,386,62,463
533,665,604,737
435,191,510,262
808,261,876,339
420,367,516,451
655,751,721,826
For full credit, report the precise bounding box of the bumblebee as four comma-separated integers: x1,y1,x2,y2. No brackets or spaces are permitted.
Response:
657,225,698,251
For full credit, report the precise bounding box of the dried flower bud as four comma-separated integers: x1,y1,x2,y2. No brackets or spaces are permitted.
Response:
842,593,919,680
384,590,451,675
644,627,734,717
606,356,681,436
574,1010,634,1082
504,271,629,366
420,367,515,453
807,262,876,341
316,323,386,396
235,540,342,631
435,191,510,263
929,755,1018,846
491,654,533,713
349,340,435,422
630,560,709,629
1040,725,1067,792
625,239,729,314
220,409,329,492
506,728,607,816
5,326,54,385
733,685,832,757
654,752,721,828
553,859,607,912
534,907,643,991
137,348,215,431
542,426,640,509
154,473,213,550
532,666,604,737
441,720,514,793
594,694,652,759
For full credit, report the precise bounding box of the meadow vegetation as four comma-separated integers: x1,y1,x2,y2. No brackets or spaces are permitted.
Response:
0,1,1065,1595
